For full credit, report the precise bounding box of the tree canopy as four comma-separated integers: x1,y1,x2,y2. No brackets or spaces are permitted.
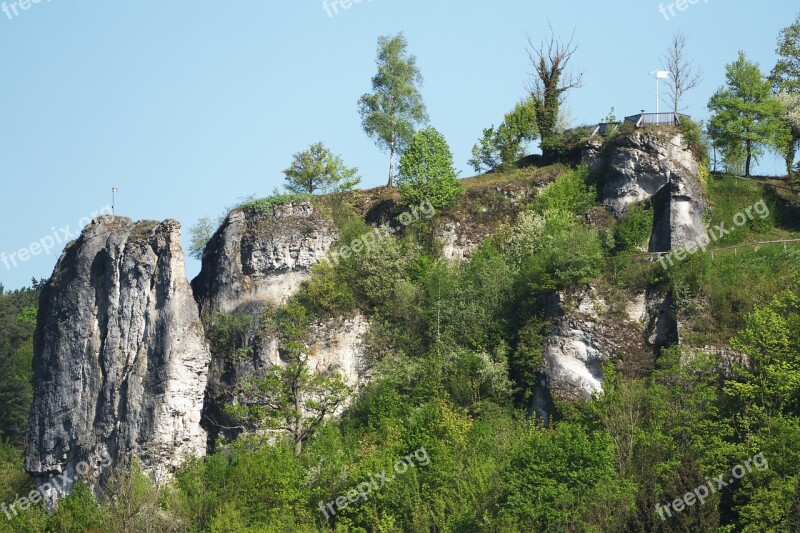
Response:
708,52,787,177
358,33,428,187
283,142,360,195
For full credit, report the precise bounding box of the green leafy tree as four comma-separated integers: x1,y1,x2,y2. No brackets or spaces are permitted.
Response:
497,422,635,530
724,291,800,432
469,99,538,173
358,33,429,187
776,92,800,181
283,142,360,195
506,209,603,294
770,15,800,179
397,128,462,209
770,13,800,94
397,127,462,210
469,127,503,174
526,28,583,160
708,52,787,177
188,216,215,261
227,304,350,456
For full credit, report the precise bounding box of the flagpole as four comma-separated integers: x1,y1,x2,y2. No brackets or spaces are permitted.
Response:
656,74,659,123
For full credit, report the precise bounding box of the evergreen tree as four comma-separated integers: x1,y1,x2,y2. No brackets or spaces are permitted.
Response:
708,52,787,176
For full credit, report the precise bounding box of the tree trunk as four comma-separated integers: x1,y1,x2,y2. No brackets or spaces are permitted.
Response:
745,139,752,177
787,142,797,182
388,140,395,188
295,438,302,458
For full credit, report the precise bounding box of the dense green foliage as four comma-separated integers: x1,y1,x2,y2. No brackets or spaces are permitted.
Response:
396,127,463,210
283,142,361,195
615,203,654,252
0,281,41,448
358,32,428,187
469,98,538,173
708,52,788,177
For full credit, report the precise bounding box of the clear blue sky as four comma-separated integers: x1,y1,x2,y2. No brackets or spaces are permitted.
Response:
1,0,797,290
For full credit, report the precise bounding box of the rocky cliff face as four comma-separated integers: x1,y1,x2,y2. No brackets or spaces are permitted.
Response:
25,217,211,502
584,130,707,252
192,203,337,315
532,287,675,421
202,311,369,444
191,204,367,445
24,132,704,500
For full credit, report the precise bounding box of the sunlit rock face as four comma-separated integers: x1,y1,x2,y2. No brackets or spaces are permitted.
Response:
191,203,367,446
191,203,337,316
25,217,211,504
585,130,707,252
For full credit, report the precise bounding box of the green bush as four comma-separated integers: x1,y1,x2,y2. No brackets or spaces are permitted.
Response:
344,232,423,310
469,98,537,173
678,117,710,166
615,203,654,252
207,312,255,362
397,127,463,210
531,167,597,215
295,261,357,319
509,210,604,293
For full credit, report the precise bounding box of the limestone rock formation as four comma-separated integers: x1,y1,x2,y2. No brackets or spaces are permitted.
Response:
533,287,674,421
202,311,369,444
192,203,337,315
25,217,211,502
191,203,367,445
585,130,707,252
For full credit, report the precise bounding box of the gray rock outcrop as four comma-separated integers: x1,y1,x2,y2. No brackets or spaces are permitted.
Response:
191,204,367,445
534,287,674,420
192,203,337,316
202,311,369,444
585,130,707,252
24,217,211,502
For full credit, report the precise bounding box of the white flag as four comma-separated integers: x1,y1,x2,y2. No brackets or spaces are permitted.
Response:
656,70,670,79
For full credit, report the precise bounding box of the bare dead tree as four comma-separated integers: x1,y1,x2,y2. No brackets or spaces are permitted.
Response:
661,32,703,114
525,25,583,159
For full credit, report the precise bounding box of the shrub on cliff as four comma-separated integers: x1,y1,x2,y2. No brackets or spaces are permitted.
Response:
531,166,597,215
615,203,654,252
397,127,462,210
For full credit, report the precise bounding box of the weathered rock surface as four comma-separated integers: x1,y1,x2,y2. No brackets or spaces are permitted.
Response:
534,287,674,420
25,217,210,501
192,203,336,315
191,203,366,445
584,131,707,252
203,313,369,444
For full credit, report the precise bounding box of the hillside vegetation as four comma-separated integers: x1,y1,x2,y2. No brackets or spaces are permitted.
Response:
4,156,800,531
